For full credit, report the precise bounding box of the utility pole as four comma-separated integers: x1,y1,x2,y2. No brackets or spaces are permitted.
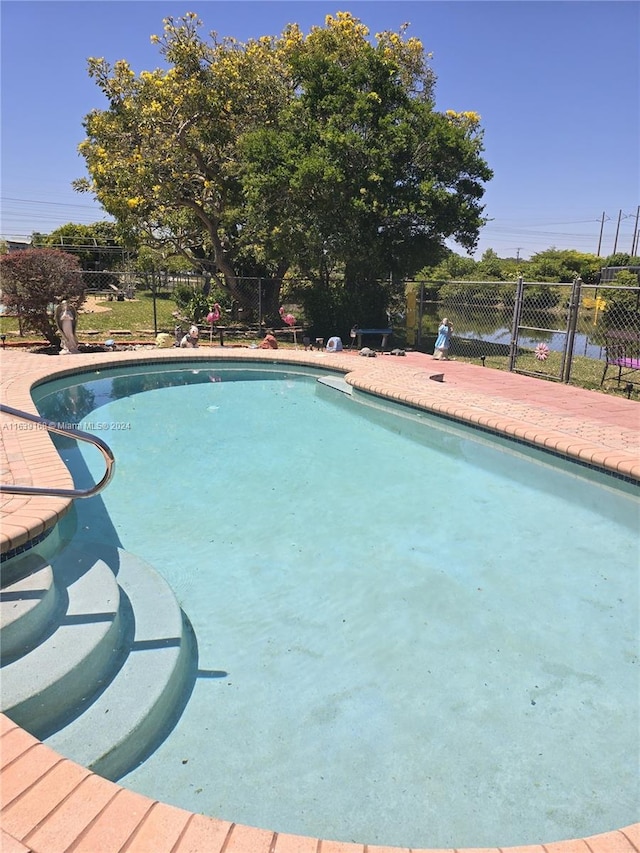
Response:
612,209,623,254
631,205,639,255
596,211,606,256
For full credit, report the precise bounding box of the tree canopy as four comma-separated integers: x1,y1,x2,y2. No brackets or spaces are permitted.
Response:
76,11,492,325
33,221,125,270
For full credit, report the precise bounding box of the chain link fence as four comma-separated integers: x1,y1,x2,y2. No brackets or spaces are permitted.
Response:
62,271,640,393
409,277,639,393
84,270,280,323
3,268,638,394
78,270,304,346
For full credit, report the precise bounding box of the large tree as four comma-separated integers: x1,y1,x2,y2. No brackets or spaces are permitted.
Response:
240,18,491,290
76,11,492,325
76,12,290,311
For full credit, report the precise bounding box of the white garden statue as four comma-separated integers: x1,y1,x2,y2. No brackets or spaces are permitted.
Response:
54,300,80,354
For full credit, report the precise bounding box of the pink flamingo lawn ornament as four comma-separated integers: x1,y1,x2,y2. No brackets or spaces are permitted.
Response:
279,305,298,348
206,303,221,344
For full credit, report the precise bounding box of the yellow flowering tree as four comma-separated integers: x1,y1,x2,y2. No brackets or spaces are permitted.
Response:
76,13,291,310
76,11,492,327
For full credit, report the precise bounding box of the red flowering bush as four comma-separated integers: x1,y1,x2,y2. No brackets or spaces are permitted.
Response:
0,248,85,345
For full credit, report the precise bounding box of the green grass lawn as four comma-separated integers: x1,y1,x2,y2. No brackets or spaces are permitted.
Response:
0,291,291,348
80,292,179,335
1,292,178,340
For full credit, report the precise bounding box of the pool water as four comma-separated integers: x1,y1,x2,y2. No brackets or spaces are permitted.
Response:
34,363,639,848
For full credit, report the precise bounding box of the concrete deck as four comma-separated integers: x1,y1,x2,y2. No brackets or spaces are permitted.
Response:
1,346,639,852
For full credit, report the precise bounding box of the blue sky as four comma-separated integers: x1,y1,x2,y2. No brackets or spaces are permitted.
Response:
1,0,638,260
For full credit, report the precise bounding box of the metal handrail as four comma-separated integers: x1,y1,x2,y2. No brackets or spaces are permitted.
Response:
0,403,115,498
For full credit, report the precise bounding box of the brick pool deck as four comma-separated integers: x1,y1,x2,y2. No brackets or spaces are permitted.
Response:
1,345,639,853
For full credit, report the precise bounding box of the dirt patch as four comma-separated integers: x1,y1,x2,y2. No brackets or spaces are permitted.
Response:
80,296,113,314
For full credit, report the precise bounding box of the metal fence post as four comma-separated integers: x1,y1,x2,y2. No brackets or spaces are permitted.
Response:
561,276,582,383
509,276,524,371
151,270,158,335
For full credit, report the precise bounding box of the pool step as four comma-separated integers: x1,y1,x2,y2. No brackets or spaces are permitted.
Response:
316,374,353,395
0,541,196,782
44,547,196,780
0,545,123,737
0,553,59,664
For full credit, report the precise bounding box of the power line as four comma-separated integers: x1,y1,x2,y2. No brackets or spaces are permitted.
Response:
1,196,100,210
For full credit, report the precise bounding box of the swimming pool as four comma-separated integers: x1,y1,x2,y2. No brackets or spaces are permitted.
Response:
33,362,639,848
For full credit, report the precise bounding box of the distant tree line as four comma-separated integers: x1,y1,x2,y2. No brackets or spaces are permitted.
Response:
6,226,636,287
417,247,640,286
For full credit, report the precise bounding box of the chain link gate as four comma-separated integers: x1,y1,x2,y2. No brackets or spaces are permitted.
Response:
410,276,639,393
509,276,583,382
